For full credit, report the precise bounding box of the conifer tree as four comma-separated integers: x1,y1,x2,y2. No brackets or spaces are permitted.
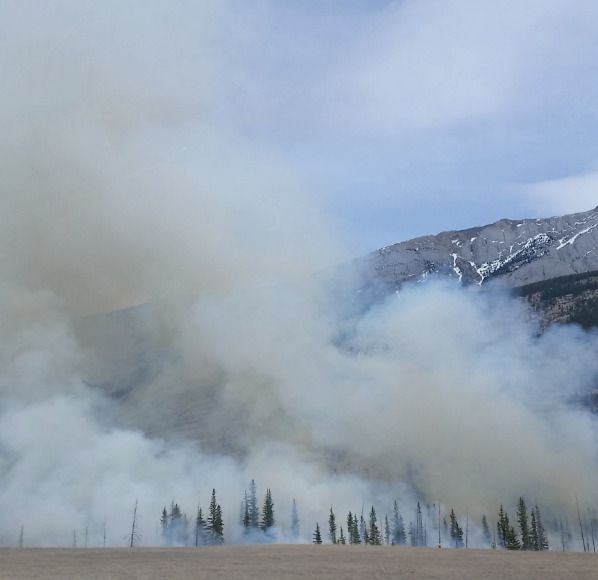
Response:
328,507,337,544
215,505,224,543
346,512,353,544
384,514,391,546
207,489,224,544
291,499,300,540
239,498,245,526
481,515,492,547
339,526,346,544
359,514,367,544
369,506,382,545
449,509,463,548
392,501,406,545
247,480,259,529
517,497,531,550
347,512,360,545
530,509,539,551
261,489,275,533
535,505,548,551
242,492,250,532
313,523,322,544
160,507,169,541
505,525,521,550
168,502,184,545
497,505,508,549
195,506,206,547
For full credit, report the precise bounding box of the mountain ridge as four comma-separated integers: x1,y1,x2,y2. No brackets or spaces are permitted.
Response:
360,205,598,292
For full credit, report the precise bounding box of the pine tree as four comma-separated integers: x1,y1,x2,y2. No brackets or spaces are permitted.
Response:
506,525,521,550
481,515,492,547
339,526,346,544
261,489,275,533
346,512,353,544
313,523,322,544
160,507,169,541
248,480,259,529
369,506,382,545
242,492,250,532
392,501,406,545
168,502,184,545
195,506,206,547
535,505,548,551
214,505,224,543
449,509,463,548
207,489,224,544
359,514,367,545
497,505,508,549
291,499,300,540
517,497,531,550
384,514,391,546
328,507,337,544
530,509,539,551
347,512,360,545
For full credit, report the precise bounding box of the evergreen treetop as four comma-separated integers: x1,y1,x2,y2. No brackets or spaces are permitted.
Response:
260,488,275,532
313,523,322,545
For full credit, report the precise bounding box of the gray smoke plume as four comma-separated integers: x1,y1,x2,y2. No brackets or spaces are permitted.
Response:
0,1,597,548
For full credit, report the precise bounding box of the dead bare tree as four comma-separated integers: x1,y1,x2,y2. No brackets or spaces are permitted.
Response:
128,499,141,548
575,495,587,552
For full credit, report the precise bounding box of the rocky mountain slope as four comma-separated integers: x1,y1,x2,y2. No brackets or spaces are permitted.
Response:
513,270,598,330
361,206,598,291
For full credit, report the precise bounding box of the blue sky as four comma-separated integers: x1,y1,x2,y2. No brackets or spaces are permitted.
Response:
5,0,598,255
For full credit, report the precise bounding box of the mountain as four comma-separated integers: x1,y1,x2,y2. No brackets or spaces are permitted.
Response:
360,206,598,290
356,206,598,330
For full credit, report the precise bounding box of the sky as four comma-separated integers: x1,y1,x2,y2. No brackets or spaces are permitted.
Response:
4,0,598,254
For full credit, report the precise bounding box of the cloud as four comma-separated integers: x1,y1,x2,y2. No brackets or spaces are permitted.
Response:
523,170,598,216
317,0,598,134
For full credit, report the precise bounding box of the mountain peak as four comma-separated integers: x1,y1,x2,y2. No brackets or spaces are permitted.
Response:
362,206,598,290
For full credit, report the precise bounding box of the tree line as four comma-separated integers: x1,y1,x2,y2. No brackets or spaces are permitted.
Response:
155,482,597,552
15,483,594,549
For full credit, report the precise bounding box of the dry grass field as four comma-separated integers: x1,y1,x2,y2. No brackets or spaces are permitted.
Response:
1,545,597,580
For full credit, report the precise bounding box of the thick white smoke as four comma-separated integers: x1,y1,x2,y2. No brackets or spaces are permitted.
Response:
0,1,597,548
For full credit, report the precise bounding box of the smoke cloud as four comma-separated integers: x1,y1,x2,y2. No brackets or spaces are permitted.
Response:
0,1,597,548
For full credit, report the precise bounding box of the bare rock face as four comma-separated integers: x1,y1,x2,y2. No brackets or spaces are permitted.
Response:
361,206,598,291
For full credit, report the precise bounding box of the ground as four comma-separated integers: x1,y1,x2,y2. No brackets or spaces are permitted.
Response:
1,545,596,579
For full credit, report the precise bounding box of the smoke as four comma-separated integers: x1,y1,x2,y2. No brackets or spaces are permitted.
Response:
1,1,597,548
